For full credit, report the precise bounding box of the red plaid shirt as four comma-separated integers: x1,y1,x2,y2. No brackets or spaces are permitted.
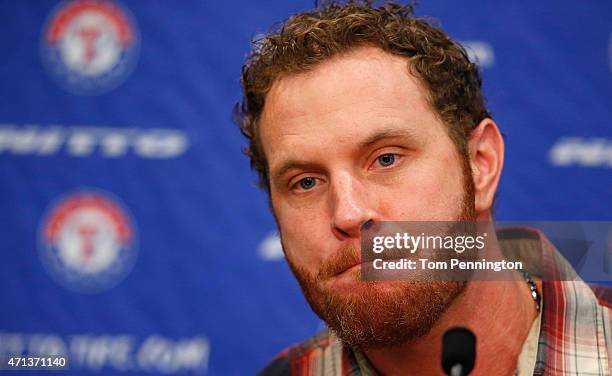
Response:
260,229,612,375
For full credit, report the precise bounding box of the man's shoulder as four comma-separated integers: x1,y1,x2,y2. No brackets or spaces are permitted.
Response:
258,329,350,376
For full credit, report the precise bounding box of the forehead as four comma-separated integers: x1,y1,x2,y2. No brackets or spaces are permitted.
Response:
259,46,442,166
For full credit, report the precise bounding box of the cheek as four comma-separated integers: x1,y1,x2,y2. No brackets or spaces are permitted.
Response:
376,154,466,220
418,155,467,219
274,199,330,273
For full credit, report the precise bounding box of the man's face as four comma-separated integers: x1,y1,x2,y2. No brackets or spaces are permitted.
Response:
259,46,474,348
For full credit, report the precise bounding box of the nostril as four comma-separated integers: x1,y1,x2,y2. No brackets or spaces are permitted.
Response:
331,226,351,241
361,219,375,231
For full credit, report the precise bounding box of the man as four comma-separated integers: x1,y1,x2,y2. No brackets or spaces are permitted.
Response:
235,1,612,374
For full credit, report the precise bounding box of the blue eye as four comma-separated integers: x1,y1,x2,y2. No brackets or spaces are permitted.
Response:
377,153,395,167
298,177,316,190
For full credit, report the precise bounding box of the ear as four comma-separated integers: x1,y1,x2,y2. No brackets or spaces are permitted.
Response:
468,118,504,216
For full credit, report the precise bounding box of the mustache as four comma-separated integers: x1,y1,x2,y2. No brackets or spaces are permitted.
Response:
317,245,361,280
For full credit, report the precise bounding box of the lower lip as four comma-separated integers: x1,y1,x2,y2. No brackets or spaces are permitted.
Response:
341,263,362,274
330,263,362,287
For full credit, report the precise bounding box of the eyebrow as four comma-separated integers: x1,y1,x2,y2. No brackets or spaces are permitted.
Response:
358,128,419,150
271,160,321,184
270,127,419,183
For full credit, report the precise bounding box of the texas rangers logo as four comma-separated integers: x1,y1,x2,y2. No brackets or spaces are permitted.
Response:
39,190,138,292
41,0,140,95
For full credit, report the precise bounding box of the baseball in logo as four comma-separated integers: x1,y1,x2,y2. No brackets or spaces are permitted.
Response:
39,190,138,292
40,0,140,95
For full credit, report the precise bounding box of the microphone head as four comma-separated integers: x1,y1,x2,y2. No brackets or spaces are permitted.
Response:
442,327,476,375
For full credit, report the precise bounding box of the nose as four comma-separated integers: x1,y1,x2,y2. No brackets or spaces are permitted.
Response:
329,171,377,240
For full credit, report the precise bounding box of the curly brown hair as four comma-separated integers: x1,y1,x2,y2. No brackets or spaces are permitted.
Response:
235,0,491,192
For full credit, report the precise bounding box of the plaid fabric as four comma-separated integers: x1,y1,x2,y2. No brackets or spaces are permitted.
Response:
259,229,612,376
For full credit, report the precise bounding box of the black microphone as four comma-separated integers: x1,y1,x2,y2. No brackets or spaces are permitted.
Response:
441,327,476,376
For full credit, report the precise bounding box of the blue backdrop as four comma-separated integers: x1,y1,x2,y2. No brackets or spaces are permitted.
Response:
0,1,611,375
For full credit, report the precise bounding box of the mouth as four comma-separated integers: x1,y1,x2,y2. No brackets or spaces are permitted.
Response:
336,262,362,276
319,243,363,280
326,263,362,290
330,255,409,278
329,262,367,286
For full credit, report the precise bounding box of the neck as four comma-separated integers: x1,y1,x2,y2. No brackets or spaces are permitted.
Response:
364,266,539,375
